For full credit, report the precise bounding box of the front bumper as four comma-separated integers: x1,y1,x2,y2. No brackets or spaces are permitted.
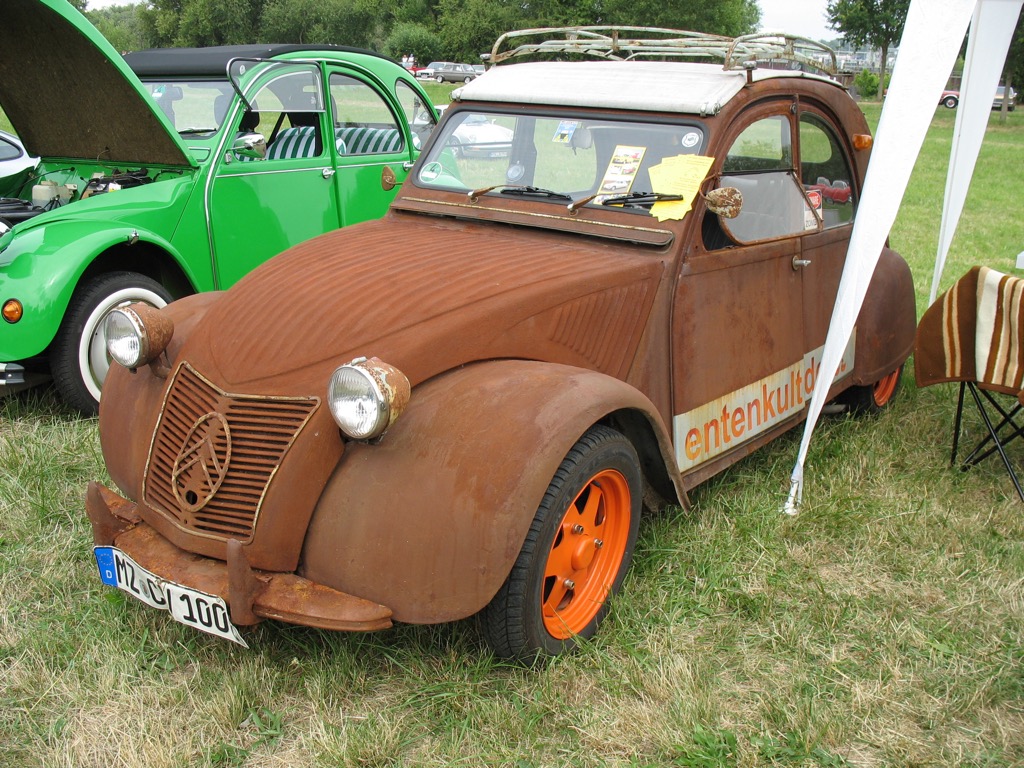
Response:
85,481,393,633
0,362,25,385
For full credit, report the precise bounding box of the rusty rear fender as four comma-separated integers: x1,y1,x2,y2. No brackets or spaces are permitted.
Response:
299,359,684,625
851,247,916,386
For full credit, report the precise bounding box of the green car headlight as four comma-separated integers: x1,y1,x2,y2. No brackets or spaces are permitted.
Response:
105,303,173,370
328,357,410,440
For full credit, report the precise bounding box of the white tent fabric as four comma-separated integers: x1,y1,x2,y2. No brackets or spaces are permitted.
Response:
930,0,1024,303
785,0,1022,514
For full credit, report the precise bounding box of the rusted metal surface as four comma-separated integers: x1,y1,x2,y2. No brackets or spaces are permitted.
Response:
703,187,742,218
90,49,916,641
486,27,838,73
86,483,393,630
300,360,682,623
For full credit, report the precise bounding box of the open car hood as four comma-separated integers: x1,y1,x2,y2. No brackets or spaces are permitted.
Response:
0,0,195,168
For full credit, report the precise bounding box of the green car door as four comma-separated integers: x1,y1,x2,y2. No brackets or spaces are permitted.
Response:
209,61,342,288
327,68,416,227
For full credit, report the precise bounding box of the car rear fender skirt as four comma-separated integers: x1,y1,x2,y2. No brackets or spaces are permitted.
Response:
849,247,917,387
300,359,683,625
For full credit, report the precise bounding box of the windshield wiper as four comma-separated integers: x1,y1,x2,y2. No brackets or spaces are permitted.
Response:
501,186,571,200
600,191,685,208
178,127,219,135
467,184,571,202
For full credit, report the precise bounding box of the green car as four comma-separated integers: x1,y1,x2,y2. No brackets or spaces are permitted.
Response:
0,0,436,413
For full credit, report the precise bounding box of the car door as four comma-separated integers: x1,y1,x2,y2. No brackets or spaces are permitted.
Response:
208,61,340,288
796,109,860,358
327,69,419,227
672,102,813,484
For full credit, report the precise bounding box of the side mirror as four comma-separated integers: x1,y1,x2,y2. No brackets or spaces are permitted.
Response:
232,132,266,160
705,186,743,218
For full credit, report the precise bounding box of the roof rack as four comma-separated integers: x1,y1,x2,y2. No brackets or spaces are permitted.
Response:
485,26,838,75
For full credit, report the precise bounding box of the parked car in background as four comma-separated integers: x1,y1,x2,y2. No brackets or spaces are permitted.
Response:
416,61,445,79
994,85,1016,110
417,61,478,83
939,85,1016,110
87,27,915,659
445,113,513,158
939,89,960,108
0,0,436,413
0,130,37,199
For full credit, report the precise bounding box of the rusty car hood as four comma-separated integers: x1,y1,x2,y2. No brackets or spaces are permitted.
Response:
183,213,669,392
0,0,194,167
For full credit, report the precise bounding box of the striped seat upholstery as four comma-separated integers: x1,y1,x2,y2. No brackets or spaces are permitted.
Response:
266,126,320,160
335,126,403,155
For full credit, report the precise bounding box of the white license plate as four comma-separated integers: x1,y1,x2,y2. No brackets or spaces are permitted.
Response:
94,546,248,647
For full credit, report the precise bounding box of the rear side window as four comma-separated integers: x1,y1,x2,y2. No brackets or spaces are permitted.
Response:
799,114,856,229
330,74,404,155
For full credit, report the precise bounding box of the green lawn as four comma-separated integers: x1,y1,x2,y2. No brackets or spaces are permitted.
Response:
1,103,1022,767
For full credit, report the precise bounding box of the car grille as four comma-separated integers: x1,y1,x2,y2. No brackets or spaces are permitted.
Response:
142,363,319,541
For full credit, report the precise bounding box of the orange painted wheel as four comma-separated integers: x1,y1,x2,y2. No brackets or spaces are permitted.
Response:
872,369,900,408
838,365,903,415
541,467,633,639
480,425,641,659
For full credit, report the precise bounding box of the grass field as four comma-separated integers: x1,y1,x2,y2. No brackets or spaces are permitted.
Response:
1,102,1022,767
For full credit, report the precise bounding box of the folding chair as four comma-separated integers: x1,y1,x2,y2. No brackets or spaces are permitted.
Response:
915,266,1024,500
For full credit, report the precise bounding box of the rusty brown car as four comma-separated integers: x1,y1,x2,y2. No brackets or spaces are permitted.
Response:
86,28,916,659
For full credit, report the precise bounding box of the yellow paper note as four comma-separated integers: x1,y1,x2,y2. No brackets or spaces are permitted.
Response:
648,155,715,222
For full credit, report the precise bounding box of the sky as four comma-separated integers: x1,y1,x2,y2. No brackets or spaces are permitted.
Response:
86,0,839,42
757,0,836,42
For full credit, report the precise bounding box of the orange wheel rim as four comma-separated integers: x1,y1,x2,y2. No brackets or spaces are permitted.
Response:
873,370,899,407
541,468,632,640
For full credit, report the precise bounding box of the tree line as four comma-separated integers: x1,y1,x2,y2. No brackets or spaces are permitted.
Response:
78,0,762,64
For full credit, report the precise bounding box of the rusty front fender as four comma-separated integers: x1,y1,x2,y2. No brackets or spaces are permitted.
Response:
852,247,917,385
299,359,681,624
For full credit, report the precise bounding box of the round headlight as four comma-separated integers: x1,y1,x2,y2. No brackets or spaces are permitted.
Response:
105,307,148,368
328,357,410,440
105,303,174,370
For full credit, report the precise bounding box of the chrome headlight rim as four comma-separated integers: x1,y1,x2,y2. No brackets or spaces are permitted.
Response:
104,302,173,370
105,306,150,369
327,357,411,441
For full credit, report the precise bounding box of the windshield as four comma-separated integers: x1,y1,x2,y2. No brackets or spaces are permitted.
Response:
417,110,707,210
143,79,235,136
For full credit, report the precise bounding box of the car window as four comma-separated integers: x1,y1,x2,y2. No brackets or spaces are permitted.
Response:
395,79,434,151
0,135,22,161
227,63,327,162
417,111,705,209
143,80,235,135
330,74,404,155
799,113,856,229
718,115,816,243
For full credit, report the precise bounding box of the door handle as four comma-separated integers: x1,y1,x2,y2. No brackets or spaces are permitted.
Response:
322,168,336,179
792,256,812,270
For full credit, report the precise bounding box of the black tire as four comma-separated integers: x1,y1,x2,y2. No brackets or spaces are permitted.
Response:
837,364,903,416
943,96,958,109
480,424,642,660
50,271,172,415
435,74,444,83
448,137,462,158
464,76,473,84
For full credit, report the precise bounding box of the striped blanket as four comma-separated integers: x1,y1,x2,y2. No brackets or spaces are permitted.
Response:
915,266,1024,395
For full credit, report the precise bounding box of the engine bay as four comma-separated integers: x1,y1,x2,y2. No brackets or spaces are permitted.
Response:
0,167,155,232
